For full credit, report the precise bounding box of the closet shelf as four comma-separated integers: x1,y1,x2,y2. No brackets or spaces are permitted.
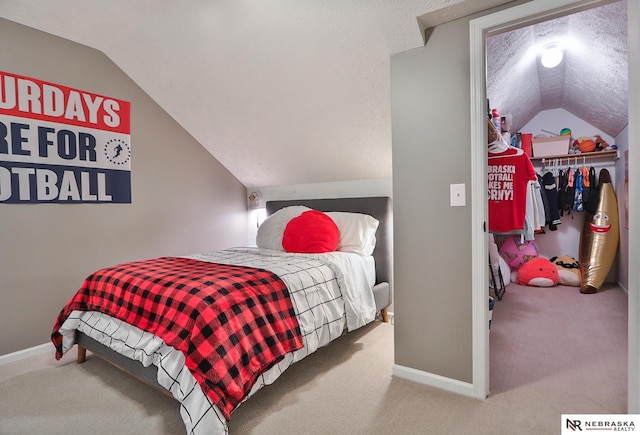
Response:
529,150,619,163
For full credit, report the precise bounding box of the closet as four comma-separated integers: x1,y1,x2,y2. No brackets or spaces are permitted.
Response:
484,0,629,403
485,0,629,298
487,117,624,293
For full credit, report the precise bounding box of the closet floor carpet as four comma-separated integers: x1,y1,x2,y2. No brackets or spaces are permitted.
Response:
489,282,627,413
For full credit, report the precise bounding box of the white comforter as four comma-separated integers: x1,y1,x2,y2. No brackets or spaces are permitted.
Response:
57,248,376,435
191,248,377,331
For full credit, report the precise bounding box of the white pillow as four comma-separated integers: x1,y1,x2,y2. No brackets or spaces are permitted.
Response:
325,212,379,256
256,206,311,251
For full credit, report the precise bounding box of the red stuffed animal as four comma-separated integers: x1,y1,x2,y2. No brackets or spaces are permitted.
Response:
517,257,559,287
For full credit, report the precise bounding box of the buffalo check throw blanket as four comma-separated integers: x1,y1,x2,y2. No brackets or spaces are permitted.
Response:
51,257,303,419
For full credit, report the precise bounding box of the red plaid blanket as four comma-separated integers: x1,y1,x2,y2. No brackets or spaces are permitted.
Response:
51,257,303,419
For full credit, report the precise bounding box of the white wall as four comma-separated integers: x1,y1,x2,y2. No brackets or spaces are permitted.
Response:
246,178,392,246
521,107,616,145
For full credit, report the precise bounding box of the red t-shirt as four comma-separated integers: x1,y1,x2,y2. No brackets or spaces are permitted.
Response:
488,147,536,232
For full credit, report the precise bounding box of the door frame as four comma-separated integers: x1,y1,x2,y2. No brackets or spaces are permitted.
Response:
469,0,639,410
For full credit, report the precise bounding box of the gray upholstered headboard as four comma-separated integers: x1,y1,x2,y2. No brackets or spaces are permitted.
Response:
265,197,393,293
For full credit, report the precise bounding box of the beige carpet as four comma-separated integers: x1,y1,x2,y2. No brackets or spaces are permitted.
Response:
0,283,627,434
489,282,627,408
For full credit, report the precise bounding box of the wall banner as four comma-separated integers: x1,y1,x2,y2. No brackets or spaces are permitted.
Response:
0,70,131,203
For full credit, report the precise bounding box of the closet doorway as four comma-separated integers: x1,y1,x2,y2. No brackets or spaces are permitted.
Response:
469,0,638,410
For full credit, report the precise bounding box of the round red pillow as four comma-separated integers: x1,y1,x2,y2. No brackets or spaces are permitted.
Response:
282,210,340,253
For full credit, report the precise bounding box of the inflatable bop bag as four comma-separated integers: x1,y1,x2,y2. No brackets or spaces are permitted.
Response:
579,169,619,294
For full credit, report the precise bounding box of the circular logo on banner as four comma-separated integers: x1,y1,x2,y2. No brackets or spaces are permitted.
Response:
104,139,131,165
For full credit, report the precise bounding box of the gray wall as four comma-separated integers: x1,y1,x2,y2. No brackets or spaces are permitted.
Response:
0,19,248,355
391,16,474,382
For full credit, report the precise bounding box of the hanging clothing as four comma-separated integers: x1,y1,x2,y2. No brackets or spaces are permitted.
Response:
557,168,569,216
563,168,576,212
488,147,537,233
533,177,546,234
581,166,591,209
541,171,562,230
573,168,584,212
524,179,544,240
583,166,598,212
537,173,551,230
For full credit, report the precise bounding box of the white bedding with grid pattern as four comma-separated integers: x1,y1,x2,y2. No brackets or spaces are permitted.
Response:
57,248,376,435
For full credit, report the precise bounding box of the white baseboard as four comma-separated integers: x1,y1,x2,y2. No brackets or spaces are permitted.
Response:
0,342,53,366
392,363,476,398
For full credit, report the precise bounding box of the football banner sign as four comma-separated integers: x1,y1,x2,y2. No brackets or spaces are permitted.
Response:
0,70,131,203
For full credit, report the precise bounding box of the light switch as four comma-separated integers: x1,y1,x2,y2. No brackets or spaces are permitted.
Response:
450,183,466,207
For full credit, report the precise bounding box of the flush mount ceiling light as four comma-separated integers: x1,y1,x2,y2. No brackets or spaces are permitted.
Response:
540,42,564,68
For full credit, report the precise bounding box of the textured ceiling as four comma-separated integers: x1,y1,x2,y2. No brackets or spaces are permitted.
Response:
487,0,628,138
0,0,512,188
0,1,628,188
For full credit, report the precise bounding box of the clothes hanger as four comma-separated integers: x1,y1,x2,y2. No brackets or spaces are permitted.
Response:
488,137,509,153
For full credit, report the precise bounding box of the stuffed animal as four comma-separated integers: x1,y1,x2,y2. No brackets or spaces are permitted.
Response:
500,237,539,269
549,255,580,287
517,257,559,287
594,134,610,151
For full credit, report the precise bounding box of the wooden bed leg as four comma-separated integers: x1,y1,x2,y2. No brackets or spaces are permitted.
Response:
77,345,87,364
381,308,389,323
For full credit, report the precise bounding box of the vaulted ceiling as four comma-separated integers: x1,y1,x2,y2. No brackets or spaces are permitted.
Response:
487,0,628,138
0,0,629,188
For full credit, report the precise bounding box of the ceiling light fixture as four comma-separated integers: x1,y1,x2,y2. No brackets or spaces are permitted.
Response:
540,42,563,68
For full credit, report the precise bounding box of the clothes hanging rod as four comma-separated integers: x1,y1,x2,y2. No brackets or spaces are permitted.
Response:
530,149,619,163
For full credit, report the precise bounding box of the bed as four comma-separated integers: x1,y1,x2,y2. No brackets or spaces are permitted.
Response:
51,196,392,435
